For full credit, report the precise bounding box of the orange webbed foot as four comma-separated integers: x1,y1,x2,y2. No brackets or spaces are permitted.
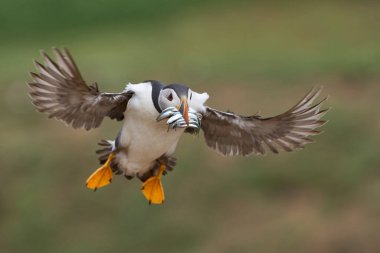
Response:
86,153,115,191
141,164,166,204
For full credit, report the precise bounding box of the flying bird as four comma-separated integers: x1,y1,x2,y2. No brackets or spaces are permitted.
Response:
27,48,328,204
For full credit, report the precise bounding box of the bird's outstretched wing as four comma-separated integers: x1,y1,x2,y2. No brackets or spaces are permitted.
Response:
201,87,328,156
27,48,133,130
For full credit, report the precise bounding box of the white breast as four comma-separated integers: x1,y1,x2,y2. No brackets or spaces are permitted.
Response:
116,82,184,177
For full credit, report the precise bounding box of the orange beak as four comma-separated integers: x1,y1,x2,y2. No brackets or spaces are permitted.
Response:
179,97,189,126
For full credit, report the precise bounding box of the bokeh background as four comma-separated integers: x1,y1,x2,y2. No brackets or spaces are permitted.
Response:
1,1,380,252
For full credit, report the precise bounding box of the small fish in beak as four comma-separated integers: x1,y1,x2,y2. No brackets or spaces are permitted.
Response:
156,107,178,121
156,101,201,131
178,97,189,126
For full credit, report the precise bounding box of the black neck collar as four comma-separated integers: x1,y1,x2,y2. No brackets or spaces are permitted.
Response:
146,80,164,113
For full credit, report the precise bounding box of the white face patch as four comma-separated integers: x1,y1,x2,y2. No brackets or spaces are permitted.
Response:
158,88,181,111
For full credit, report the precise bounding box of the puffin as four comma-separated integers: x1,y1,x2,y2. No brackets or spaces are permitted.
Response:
27,48,329,204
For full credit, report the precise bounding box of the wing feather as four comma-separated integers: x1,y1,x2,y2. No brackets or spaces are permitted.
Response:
201,87,329,156
27,48,133,130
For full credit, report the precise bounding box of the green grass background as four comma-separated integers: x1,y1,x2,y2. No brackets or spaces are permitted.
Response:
1,1,380,252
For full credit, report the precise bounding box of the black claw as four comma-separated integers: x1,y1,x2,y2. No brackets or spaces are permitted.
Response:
93,188,97,192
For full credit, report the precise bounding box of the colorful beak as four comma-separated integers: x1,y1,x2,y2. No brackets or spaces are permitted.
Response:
179,97,189,126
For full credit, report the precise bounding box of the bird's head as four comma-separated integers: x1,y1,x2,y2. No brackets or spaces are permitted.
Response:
151,81,209,129
158,83,191,125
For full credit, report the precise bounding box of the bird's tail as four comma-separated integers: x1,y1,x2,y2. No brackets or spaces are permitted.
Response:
138,156,177,182
96,140,115,165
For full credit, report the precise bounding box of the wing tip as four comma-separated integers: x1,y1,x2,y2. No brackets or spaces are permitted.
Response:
33,60,43,70
39,49,49,60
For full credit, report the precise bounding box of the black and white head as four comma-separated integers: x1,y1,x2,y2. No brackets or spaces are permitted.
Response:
150,81,209,125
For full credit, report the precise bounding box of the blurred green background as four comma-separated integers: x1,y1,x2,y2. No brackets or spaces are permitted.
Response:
1,1,380,252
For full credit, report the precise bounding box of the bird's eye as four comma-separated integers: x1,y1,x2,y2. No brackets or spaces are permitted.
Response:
167,93,173,101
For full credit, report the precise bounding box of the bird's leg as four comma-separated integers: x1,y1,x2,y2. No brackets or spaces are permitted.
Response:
86,153,115,191
141,163,166,205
